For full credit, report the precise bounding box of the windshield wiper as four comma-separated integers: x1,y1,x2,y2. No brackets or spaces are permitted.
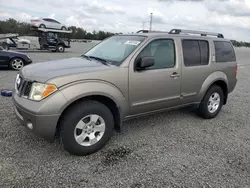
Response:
81,54,91,60
88,56,111,66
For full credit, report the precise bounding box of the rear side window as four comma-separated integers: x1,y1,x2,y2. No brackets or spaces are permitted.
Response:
214,41,236,62
182,40,209,66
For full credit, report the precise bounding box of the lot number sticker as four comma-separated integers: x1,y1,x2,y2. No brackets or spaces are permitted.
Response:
125,41,141,45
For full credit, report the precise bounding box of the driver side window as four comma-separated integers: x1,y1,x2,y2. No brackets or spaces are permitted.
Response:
138,39,175,69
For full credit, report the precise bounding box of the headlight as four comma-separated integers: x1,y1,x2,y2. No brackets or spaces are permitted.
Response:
29,82,57,101
26,55,31,60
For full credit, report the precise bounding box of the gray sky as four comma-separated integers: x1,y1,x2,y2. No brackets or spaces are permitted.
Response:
1,0,250,41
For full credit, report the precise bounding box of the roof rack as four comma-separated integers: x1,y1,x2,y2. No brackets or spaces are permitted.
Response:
136,30,168,33
169,29,224,38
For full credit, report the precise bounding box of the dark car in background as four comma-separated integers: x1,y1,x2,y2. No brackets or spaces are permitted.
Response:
0,47,32,70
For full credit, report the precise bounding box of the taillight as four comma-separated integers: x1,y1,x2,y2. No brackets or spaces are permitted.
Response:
32,20,40,22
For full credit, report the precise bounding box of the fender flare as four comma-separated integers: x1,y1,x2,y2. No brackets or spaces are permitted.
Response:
198,71,228,101
59,80,128,118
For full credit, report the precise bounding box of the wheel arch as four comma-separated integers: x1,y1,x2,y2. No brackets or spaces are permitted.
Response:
53,80,128,138
9,56,26,67
56,94,122,138
199,72,229,105
39,24,46,28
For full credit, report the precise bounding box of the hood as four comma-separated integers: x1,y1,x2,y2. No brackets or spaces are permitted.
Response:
4,50,27,56
21,57,115,83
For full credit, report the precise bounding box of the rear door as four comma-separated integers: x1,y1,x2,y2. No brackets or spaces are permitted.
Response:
48,19,60,29
43,18,53,28
180,39,212,104
213,41,237,92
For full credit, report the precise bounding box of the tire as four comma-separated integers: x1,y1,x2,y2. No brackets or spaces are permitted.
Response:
57,44,65,52
39,24,46,28
61,26,67,30
198,85,224,119
9,58,24,70
60,100,114,156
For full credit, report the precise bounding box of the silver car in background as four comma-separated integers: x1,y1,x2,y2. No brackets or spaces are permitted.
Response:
30,18,68,30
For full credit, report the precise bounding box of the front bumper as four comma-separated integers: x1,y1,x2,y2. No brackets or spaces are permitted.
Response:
12,91,67,142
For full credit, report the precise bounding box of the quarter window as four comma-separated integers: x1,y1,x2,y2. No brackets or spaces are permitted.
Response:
182,40,209,66
138,39,175,69
214,41,236,62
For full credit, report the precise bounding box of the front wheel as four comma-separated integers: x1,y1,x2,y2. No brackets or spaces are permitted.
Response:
198,85,224,119
57,44,65,52
9,58,24,70
60,100,114,156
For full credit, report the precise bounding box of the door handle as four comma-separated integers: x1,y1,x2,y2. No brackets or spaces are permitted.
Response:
170,72,180,78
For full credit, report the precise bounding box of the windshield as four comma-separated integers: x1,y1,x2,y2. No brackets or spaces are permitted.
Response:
84,35,146,65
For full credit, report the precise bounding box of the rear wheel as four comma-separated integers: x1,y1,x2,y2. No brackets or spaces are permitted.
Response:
9,58,24,70
60,100,114,156
39,24,46,28
198,85,224,119
57,44,65,52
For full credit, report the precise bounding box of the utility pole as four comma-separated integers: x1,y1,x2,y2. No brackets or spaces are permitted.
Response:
149,12,153,31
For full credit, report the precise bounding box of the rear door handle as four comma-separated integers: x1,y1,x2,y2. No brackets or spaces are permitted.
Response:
170,72,180,78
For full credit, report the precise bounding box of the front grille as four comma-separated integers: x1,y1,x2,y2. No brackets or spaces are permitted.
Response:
16,75,32,98
23,82,32,97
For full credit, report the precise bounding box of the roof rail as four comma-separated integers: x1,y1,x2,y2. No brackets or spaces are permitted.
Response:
136,30,168,33
169,29,224,38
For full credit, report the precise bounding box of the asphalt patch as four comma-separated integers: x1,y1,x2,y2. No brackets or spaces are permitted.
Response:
101,146,132,166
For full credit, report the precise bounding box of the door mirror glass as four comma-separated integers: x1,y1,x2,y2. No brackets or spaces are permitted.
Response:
137,57,154,70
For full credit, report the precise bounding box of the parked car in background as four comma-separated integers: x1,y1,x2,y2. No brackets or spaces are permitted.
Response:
0,48,32,70
30,18,68,30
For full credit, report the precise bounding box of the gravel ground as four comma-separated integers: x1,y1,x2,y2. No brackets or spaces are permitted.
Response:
0,44,250,188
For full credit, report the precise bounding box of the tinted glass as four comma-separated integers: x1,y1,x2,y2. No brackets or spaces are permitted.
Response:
214,41,236,62
182,40,201,66
138,39,175,69
199,41,209,65
50,19,60,23
85,35,146,65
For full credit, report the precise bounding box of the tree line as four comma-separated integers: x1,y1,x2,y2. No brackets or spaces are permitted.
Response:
1,18,250,46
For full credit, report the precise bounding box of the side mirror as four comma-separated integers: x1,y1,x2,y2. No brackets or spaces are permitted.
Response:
137,57,154,70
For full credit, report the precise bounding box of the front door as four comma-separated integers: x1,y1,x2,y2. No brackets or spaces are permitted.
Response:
0,51,9,67
128,38,181,115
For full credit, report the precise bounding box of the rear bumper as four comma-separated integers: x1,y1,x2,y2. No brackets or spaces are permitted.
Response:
228,78,238,94
30,22,40,27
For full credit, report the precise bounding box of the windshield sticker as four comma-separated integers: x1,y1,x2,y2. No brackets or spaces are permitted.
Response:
125,41,141,45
